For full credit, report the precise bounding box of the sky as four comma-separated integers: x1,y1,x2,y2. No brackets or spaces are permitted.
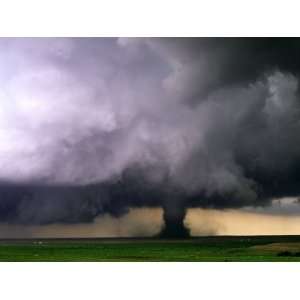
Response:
1,38,300,237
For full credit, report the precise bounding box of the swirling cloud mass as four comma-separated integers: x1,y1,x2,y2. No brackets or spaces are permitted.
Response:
1,38,300,236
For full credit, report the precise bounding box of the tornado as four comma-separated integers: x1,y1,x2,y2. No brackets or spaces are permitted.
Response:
160,199,190,238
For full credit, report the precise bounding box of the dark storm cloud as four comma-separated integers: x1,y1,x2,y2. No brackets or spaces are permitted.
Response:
1,38,300,235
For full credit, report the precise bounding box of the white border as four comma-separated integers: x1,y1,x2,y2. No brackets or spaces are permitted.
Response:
0,0,299,36
0,263,298,300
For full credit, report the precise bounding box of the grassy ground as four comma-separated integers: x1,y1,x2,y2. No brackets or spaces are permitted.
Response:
1,236,300,261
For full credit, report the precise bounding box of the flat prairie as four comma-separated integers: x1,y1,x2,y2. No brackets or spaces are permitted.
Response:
1,236,300,261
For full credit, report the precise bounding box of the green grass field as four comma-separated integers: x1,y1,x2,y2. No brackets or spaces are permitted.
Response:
1,236,300,261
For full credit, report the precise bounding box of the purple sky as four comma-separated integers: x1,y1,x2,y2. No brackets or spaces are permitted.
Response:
1,38,300,235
